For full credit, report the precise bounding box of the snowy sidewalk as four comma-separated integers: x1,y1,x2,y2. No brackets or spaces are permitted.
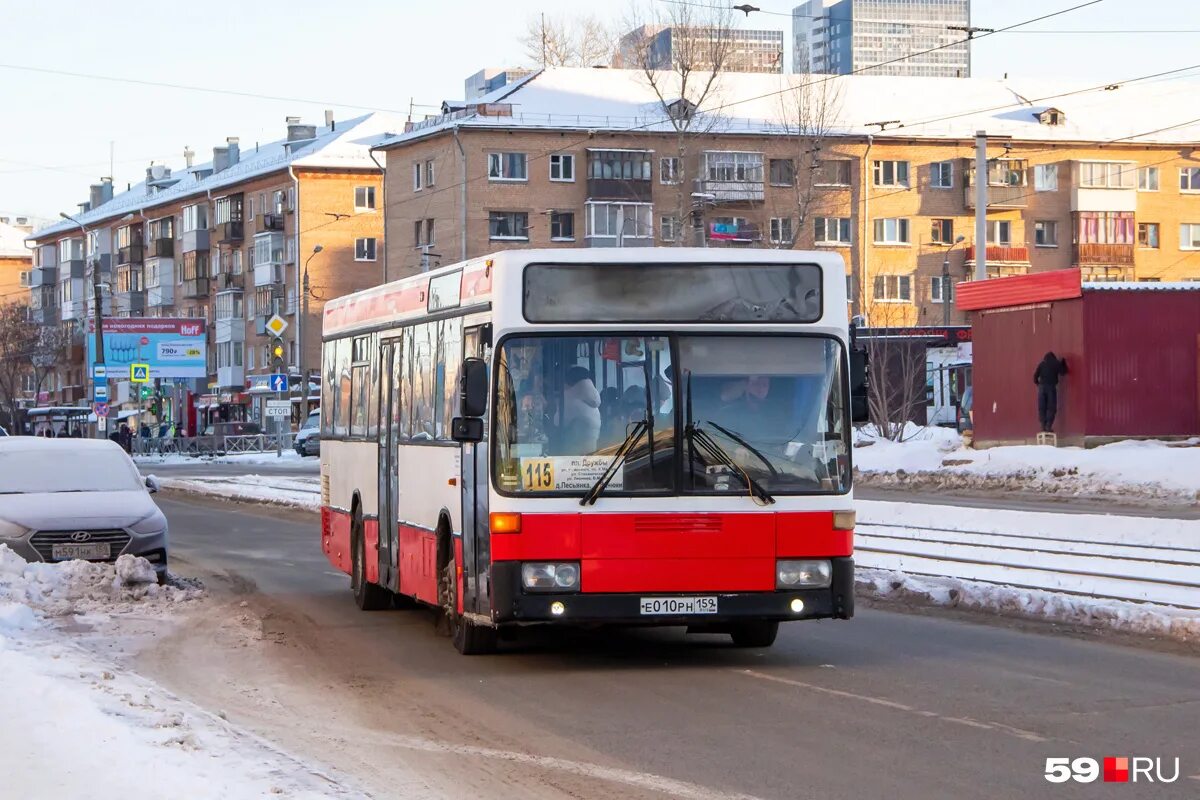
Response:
0,547,368,800
854,426,1200,503
155,474,322,512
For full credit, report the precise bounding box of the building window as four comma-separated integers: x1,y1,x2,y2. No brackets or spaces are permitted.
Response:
1180,167,1200,192
661,215,681,242
930,161,953,189
182,204,208,233
425,160,436,187
1138,222,1160,248
550,211,575,241
1138,167,1159,191
586,203,653,241
1078,162,1136,189
354,186,376,211
987,220,1012,246
873,274,911,302
247,197,256,221
930,218,954,244
549,154,574,182
704,152,763,183
931,276,953,303
414,220,423,247
1181,223,1200,250
489,211,529,240
769,217,794,244
1034,220,1058,247
413,163,423,191
1077,212,1134,244
872,217,910,244
488,152,528,181
872,160,910,188
814,217,851,244
425,219,435,245
1034,164,1058,192
355,238,377,261
815,159,851,186
769,158,795,187
660,157,680,184
588,150,651,181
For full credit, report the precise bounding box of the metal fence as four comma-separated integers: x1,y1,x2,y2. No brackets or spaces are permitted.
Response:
134,432,295,457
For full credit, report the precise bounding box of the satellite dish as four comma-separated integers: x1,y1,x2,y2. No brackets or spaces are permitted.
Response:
150,164,167,180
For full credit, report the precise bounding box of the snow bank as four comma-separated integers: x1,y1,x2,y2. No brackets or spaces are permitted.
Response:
135,450,308,467
156,474,321,511
853,426,1200,501
859,568,1200,643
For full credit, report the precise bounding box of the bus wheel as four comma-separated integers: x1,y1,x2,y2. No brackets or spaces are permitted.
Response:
351,514,390,611
440,558,497,655
729,620,779,648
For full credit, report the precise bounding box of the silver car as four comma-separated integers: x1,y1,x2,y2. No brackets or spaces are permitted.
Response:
0,438,168,581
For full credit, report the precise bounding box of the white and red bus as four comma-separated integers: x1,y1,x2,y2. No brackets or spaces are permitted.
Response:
319,248,866,654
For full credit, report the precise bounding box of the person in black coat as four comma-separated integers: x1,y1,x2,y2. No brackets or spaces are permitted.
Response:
1033,352,1068,433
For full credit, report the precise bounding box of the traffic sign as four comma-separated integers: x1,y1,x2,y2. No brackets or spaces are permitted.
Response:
265,399,291,418
268,373,289,392
130,363,150,383
93,384,108,401
92,364,107,380
97,417,107,433
265,314,288,337
93,402,109,418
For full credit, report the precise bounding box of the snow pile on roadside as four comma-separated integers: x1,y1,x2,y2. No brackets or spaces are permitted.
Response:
853,425,1200,501
0,545,201,619
155,474,321,511
858,568,1200,643
135,450,309,466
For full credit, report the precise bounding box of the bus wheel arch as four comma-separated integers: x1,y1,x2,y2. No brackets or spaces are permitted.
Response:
350,492,389,611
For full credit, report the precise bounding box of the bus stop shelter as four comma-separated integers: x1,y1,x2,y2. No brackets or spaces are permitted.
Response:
956,269,1200,447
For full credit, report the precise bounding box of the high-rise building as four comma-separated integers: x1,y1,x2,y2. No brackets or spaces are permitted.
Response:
616,24,784,74
463,67,534,100
793,0,971,77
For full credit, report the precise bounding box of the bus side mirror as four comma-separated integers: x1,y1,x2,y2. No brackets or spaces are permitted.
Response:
849,347,870,424
460,357,488,418
451,417,483,443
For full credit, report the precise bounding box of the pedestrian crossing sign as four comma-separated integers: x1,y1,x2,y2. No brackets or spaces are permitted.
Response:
130,363,150,383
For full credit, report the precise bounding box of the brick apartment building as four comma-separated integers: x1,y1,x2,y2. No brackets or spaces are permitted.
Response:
376,68,1200,326
25,113,399,430
0,221,32,304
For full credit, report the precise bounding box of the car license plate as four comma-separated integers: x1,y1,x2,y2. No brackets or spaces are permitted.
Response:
50,543,111,561
639,596,718,615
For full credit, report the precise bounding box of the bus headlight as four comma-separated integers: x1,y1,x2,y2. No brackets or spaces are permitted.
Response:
521,562,580,592
776,560,832,589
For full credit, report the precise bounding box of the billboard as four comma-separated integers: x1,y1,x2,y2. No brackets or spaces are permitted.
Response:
86,318,207,379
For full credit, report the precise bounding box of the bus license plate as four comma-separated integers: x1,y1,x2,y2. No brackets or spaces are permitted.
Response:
639,596,718,615
51,543,111,561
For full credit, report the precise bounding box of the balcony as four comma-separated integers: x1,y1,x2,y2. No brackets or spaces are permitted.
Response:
117,244,145,266
695,179,764,203
586,178,652,203
257,213,285,233
964,183,1029,209
181,228,210,253
1074,242,1135,266
215,317,245,343
217,220,244,243
28,267,57,287
182,277,210,298
59,259,85,279
254,262,284,287
964,245,1031,265
151,238,175,258
147,285,174,308
30,306,59,325
114,291,145,316
214,271,243,291
216,364,245,389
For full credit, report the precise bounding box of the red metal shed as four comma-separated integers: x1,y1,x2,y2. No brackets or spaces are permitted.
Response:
956,269,1200,446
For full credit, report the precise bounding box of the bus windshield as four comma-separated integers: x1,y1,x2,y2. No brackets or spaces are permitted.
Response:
494,334,849,496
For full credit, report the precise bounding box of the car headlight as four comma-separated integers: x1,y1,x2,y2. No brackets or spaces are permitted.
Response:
521,562,580,592
0,519,28,540
777,559,832,589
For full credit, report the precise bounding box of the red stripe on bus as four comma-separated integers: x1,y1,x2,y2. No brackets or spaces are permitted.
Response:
583,558,775,593
398,524,439,605
581,513,775,559
491,513,582,561
322,507,352,575
453,536,465,615
776,513,853,557
364,518,380,585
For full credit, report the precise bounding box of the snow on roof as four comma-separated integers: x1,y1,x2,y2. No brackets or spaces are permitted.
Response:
0,222,31,258
31,112,406,242
380,66,1200,149
1083,281,1200,291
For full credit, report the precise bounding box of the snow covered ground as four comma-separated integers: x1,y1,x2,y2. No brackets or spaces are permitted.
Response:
154,474,321,512
853,425,1200,501
0,546,368,799
135,450,310,467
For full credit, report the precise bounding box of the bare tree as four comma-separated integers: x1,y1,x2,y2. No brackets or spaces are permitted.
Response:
770,74,845,249
624,2,736,247
0,304,69,433
861,304,927,442
522,14,617,68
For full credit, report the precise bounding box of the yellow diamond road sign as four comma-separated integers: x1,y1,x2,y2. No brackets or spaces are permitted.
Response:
129,363,150,383
265,314,288,337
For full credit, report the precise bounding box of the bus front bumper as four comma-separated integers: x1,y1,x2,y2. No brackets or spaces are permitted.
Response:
491,557,854,625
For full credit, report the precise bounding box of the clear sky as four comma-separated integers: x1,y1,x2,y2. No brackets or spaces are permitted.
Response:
2,0,1198,220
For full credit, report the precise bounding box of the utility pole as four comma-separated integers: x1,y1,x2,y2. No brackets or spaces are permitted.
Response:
943,235,965,325
61,212,106,438
974,131,988,281
299,245,323,421
541,12,547,67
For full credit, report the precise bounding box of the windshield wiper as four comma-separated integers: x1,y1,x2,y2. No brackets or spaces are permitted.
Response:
685,422,775,505
580,418,648,506
705,421,779,478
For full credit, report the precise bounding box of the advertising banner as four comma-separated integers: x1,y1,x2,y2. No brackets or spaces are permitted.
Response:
86,318,207,379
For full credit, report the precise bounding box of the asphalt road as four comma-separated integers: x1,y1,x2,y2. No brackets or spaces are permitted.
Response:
147,494,1200,800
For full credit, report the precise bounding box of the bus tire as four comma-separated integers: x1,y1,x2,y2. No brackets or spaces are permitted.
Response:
351,512,390,611
729,620,779,648
441,558,497,655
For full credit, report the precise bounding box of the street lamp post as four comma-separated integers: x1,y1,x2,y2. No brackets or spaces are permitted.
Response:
60,212,106,438
942,234,966,326
298,245,323,420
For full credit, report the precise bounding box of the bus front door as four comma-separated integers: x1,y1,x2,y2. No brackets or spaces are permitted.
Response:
460,325,491,616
